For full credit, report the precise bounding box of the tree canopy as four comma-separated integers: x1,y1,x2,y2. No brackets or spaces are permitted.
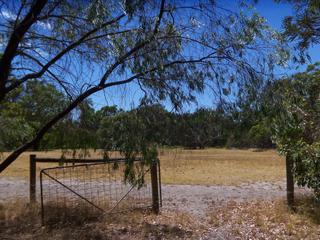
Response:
0,0,284,172
273,63,320,199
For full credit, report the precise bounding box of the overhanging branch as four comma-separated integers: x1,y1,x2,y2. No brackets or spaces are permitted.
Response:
2,14,126,100
0,51,214,173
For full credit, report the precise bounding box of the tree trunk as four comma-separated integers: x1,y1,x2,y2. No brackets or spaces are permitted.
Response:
286,155,294,208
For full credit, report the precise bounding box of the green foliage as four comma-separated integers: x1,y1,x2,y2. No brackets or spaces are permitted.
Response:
0,86,33,150
273,63,320,199
249,120,273,148
98,109,158,183
0,80,68,150
278,0,320,62
20,80,68,126
227,79,285,148
0,80,98,152
1,89,279,153
0,116,34,150
174,108,231,149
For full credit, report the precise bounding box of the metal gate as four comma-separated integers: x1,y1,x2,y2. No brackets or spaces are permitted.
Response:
40,159,161,224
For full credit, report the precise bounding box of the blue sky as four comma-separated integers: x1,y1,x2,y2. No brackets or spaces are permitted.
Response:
77,1,319,111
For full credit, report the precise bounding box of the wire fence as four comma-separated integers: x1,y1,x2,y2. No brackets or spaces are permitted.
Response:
40,159,161,225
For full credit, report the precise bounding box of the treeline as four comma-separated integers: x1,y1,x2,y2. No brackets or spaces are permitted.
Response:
0,79,278,151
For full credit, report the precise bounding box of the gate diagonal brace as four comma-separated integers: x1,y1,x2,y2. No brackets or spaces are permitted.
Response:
108,168,151,213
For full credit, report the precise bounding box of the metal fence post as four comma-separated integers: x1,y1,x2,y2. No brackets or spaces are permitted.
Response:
151,159,160,214
30,154,36,203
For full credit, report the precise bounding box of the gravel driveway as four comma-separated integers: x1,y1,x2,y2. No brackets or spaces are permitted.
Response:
0,177,311,218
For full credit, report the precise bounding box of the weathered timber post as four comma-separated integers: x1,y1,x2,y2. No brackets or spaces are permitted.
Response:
30,154,36,203
151,159,160,214
286,155,294,208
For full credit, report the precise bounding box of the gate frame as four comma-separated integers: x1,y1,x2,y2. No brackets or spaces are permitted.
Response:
29,155,161,223
30,155,155,203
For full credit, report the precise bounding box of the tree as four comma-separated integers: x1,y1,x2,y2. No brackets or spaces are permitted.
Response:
136,104,171,146
278,0,320,61
98,110,158,182
98,104,169,150
229,79,285,148
0,0,283,172
0,79,69,150
173,108,229,149
273,63,320,201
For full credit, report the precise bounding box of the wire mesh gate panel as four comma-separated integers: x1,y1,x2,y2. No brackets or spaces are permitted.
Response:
40,159,161,224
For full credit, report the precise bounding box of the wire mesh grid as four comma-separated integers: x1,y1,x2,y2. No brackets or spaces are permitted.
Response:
40,161,153,224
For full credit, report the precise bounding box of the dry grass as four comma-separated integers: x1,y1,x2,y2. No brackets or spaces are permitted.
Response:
0,200,204,240
207,196,320,239
159,148,285,185
0,150,121,179
1,197,319,239
1,148,285,185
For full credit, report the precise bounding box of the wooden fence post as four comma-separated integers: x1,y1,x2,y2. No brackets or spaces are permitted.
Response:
151,159,160,214
286,155,294,208
30,154,36,203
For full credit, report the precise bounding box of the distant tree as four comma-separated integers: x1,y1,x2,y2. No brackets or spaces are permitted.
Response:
75,100,100,149
0,80,68,150
98,104,168,151
96,106,122,119
0,90,34,150
136,104,171,145
176,109,227,149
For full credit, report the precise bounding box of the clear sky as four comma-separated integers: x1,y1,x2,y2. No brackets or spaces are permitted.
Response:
90,0,320,112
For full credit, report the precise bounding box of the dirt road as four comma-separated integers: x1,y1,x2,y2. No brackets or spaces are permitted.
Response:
0,177,310,217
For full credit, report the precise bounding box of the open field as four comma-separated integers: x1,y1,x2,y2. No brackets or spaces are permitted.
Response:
159,148,285,185
1,148,285,185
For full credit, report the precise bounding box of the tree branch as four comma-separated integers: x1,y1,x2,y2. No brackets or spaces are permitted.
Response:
0,52,213,173
2,13,126,101
98,0,166,86
0,0,48,101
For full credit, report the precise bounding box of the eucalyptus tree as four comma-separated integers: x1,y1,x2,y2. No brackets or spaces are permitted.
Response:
0,0,285,172
273,63,320,201
275,0,320,205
